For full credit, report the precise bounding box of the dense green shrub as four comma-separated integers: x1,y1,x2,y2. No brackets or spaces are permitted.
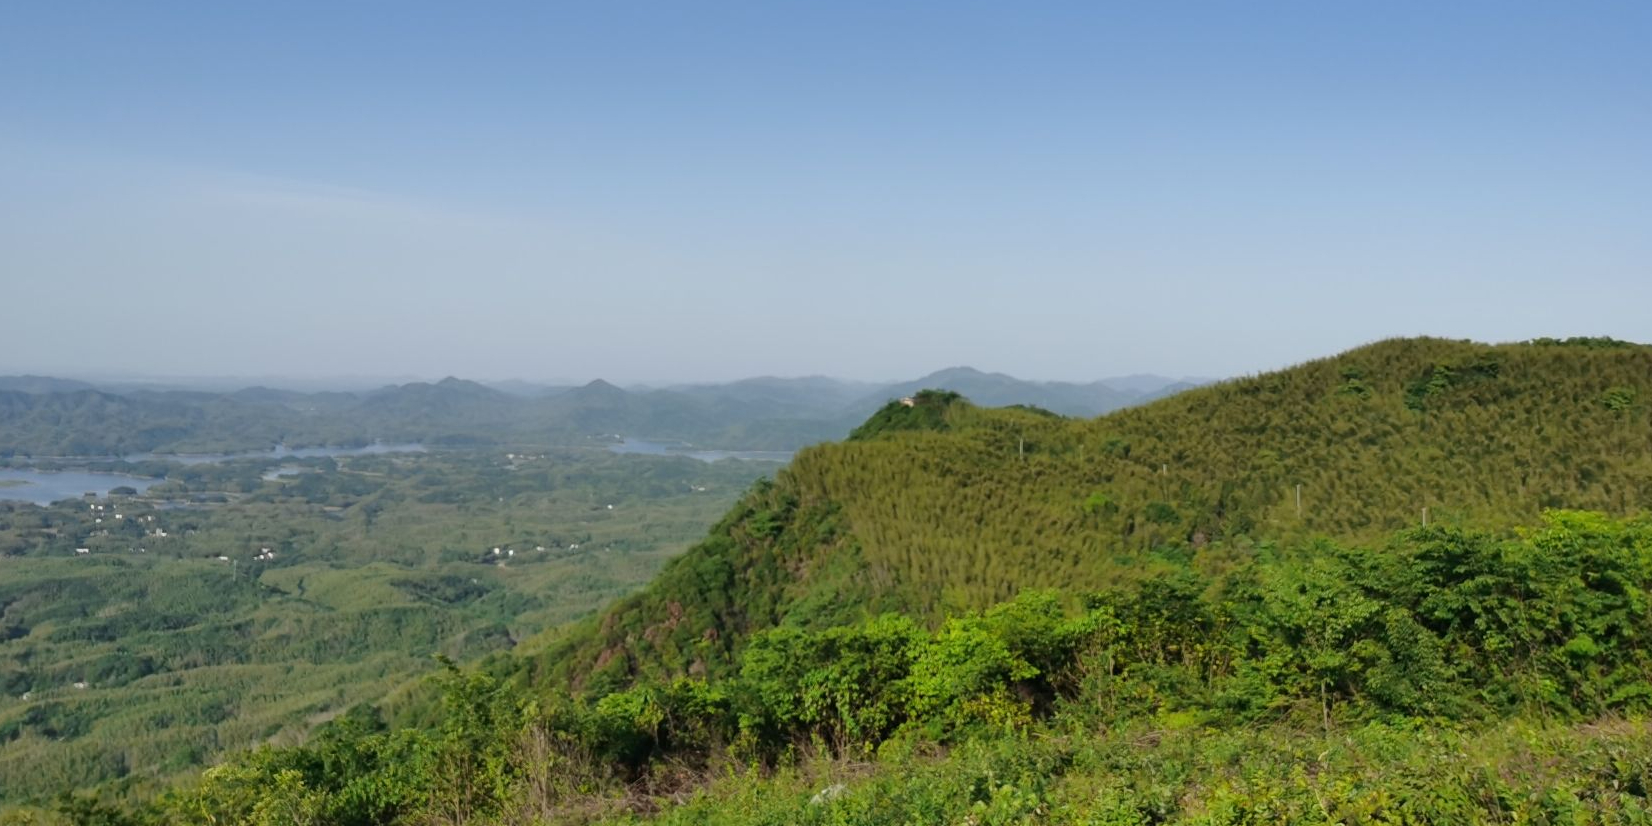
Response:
47,513,1652,825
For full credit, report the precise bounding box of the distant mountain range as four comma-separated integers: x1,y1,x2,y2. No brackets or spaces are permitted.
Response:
860,367,1207,417
0,375,97,395
487,368,1207,417
0,368,1210,456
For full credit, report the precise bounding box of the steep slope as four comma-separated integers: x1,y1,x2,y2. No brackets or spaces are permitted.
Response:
528,336,1652,690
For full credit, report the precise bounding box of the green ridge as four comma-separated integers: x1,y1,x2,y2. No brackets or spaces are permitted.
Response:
526,336,1652,689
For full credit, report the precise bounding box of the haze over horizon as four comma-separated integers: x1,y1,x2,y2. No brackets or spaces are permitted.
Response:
4,2,1648,384
1,363,1219,396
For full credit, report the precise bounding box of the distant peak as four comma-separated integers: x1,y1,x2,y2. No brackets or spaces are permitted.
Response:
375,376,500,398
918,366,994,381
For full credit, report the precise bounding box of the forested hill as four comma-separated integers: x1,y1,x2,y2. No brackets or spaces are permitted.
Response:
529,336,1652,691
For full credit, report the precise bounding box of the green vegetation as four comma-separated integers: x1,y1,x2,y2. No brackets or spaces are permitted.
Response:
538,337,1652,687
22,512,1652,824
6,336,1652,824
0,448,775,803
845,390,962,441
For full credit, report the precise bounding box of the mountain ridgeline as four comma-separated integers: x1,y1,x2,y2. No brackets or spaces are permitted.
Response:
0,370,1198,457
529,336,1652,690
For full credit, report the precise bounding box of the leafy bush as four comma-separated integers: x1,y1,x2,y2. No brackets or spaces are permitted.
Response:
76,513,1652,825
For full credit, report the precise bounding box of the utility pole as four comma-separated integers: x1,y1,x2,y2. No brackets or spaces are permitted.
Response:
1422,506,1429,526
1018,437,1025,461
1295,484,1302,518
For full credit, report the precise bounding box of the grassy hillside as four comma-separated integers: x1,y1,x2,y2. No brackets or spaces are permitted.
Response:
531,337,1652,689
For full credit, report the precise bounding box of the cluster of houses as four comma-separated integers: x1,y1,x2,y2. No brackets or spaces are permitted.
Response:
69,506,278,564
209,547,276,563
88,502,158,525
72,503,166,555
485,541,589,563
89,501,123,528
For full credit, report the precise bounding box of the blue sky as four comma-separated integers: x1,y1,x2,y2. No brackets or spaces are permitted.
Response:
2,2,1648,383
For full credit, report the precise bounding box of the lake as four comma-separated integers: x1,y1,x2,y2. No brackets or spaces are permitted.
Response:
0,468,164,505
0,443,426,505
608,439,792,463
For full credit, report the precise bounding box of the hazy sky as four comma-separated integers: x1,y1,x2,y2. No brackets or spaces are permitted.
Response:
3,2,1648,384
